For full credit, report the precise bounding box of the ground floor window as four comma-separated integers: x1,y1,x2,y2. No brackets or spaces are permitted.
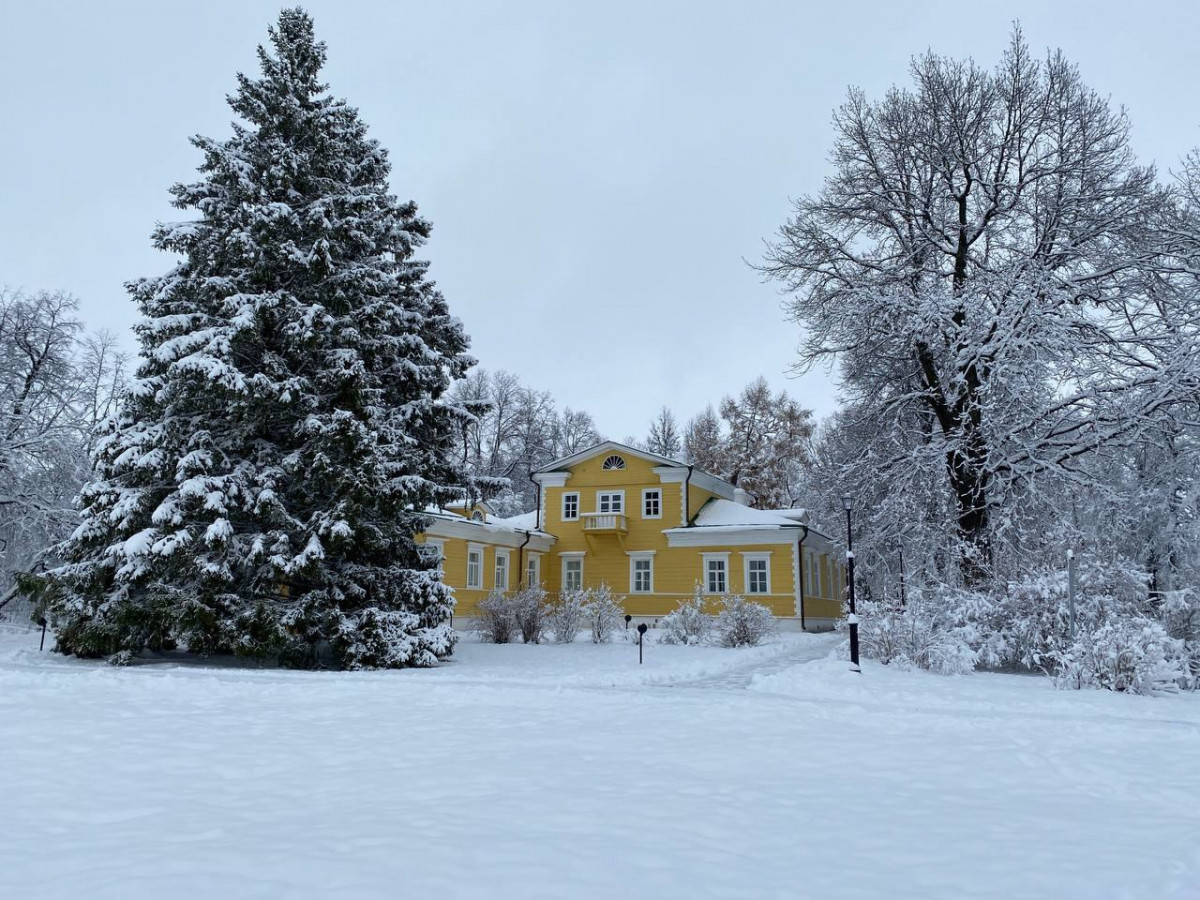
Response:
467,545,483,589
704,554,728,594
807,551,823,598
563,557,583,592
526,554,540,587
745,555,770,594
494,550,509,591
630,555,653,593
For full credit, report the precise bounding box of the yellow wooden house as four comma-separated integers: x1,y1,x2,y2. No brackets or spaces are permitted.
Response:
421,441,845,629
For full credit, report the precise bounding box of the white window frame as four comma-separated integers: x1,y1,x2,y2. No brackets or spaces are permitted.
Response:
628,551,655,594
597,490,624,514
466,543,484,589
526,553,541,587
561,492,580,521
642,488,662,519
743,552,771,595
702,553,730,595
561,554,585,592
494,548,510,591
806,550,822,598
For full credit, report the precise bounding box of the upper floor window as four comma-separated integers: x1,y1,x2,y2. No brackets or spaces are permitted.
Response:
598,491,623,514
602,455,626,470
562,492,579,521
642,488,661,519
471,510,485,522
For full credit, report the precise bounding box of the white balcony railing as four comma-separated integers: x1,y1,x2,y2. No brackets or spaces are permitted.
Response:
580,512,628,533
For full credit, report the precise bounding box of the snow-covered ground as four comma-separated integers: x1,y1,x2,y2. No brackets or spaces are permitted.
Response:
1,625,1197,899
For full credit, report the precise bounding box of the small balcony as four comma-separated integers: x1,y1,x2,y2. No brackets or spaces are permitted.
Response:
581,512,628,534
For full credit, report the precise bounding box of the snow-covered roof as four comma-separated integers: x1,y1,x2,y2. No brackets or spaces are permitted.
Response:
661,499,835,547
444,498,494,514
770,508,810,524
494,510,541,531
683,499,807,530
421,506,551,538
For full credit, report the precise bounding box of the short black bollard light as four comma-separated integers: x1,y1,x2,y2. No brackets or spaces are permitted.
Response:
637,622,648,665
624,614,632,630
37,616,47,652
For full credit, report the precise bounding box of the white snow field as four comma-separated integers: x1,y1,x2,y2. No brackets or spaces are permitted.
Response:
1,626,1198,900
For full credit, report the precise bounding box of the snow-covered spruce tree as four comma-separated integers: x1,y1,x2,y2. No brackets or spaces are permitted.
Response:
42,9,474,669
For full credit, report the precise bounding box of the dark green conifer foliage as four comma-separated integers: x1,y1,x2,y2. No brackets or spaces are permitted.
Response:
43,8,472,668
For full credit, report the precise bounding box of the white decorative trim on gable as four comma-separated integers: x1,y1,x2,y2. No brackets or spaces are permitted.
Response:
535,440,686,475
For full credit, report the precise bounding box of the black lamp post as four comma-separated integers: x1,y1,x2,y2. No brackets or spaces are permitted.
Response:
842,494,860,671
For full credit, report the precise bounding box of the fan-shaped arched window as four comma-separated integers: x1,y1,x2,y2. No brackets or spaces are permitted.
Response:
602,455,626,470
471,510,485,522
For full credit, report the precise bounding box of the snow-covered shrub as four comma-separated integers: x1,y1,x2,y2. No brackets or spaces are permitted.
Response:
547,592,588,644
1048,619,1186,695
855,557,1196,686
963,560,1149,672
1160,589,1200,689
855,595,976,675
587,584,625,644
512,585,548,644
659,586,713,645
715,595,777,647
477,591,517,644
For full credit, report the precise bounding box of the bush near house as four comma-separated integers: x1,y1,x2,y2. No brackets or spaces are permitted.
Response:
546,592,589,644
659,586,714,646
477,591,518,644
512,586,548,644
714,596,778,648
477,585,627,645
587,584,625,644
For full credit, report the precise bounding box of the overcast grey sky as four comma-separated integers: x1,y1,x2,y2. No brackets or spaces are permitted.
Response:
2,1,1198,438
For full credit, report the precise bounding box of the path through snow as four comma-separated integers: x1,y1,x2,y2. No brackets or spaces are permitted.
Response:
660,631,840,690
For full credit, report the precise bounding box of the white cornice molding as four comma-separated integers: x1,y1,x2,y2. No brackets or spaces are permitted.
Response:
532,471,571,488
665,528,803,548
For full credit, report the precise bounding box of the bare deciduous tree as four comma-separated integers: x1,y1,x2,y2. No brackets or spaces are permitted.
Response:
0,288,127,606
762,27,1182,580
